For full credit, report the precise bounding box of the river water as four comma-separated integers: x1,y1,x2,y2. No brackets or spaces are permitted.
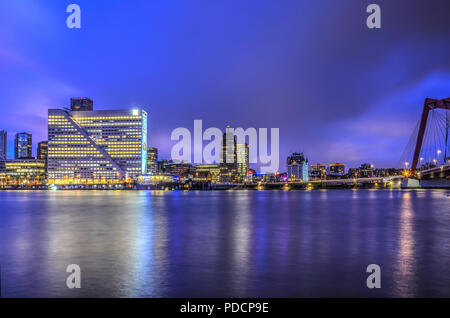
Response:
0,189,449,297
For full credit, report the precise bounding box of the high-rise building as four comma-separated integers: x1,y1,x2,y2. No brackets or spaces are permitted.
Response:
0,130,7,160
48,101,147,184
37,141,48,161
287,152,309,182
15,132,33,159
70,97,94,111
221,126,237,166
147,147,158,174
236,143,249,175
220,126,237,182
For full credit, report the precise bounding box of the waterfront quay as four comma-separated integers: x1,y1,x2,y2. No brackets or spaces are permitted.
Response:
2,174,449,190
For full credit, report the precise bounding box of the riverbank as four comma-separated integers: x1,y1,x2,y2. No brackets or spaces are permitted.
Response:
1,181,450,191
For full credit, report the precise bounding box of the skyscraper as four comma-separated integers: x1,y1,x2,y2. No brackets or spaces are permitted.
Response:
287,152,309,182
236,143,249,175
220,126,237,183
15,132,33,159
48,100,147,184
0,130,6,160
221,126,237,166
147,147,158,174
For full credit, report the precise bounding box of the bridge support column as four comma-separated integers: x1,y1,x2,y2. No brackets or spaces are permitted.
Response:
401,178,421,189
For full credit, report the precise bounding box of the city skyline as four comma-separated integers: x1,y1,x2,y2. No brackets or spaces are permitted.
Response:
1,1,450,169
0,96,446,174
1,103,404,175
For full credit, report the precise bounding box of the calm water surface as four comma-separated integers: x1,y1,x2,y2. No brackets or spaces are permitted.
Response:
0,189,449,297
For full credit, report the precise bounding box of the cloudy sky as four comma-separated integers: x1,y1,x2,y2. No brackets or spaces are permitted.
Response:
1,0,449,171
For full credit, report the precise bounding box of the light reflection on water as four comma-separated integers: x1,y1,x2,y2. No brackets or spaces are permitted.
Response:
393,192,417,297
0,189,449,297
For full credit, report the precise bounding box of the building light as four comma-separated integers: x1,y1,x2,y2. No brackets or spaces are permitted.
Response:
132,109,139,116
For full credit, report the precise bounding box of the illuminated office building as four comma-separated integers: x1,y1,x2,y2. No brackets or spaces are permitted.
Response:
195,164,221,183
0,159,46,185
167,162,194,177
328,163,345,176
310,164,326,179
147,147,158,174
15,132,33,159
0,130,6,160
220,126,237,182
236,143,249,175
221,126,237,166
348,163,373,178
48,102,147,184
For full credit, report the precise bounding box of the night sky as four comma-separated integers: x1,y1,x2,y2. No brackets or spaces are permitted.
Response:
1,0,450,171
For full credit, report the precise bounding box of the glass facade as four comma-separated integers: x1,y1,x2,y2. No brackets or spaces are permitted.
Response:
15,132,32,159
236,143,249,175
147,147,158,174
47,108,147,184
221,129,237,165
220,128,238,183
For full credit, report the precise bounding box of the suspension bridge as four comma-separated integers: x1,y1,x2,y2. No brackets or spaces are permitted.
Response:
400,97,450,187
